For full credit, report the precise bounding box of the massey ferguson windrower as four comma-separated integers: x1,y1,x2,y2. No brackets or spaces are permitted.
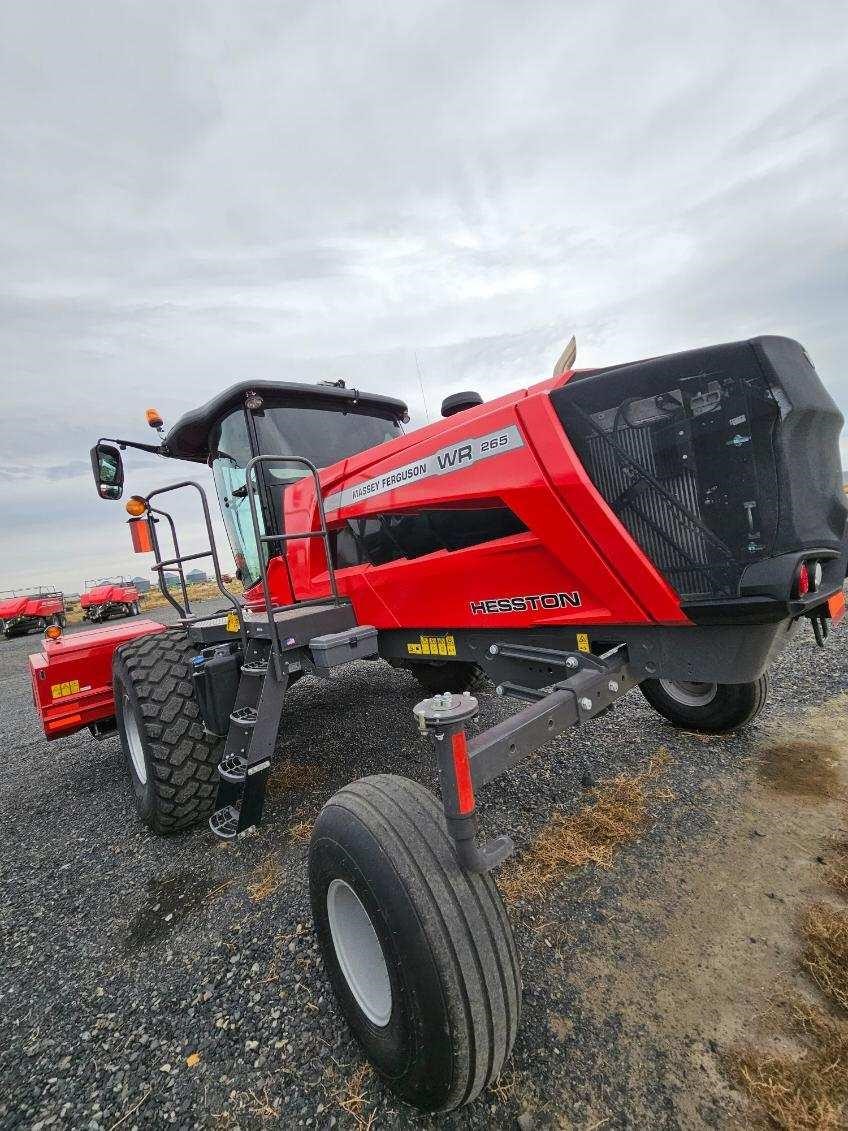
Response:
29,337,848,1110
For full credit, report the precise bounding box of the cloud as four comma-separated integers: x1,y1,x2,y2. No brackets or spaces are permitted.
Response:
1,0,847,590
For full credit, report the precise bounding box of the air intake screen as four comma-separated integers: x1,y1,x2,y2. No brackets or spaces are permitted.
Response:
551,341,783,600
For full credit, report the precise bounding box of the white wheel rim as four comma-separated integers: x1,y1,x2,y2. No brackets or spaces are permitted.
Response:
326,879,392,1027
659,679,718,707
123,692,147,785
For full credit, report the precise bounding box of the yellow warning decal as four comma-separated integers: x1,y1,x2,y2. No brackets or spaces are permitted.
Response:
226,612,240,633
407,634,457,657
51,680,80,699
576,633,590,653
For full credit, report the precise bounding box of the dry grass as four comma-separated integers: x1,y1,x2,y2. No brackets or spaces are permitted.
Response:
498,749,672,902
289,818,314,843
802,903,848,1013
246,1089,281,1120
827,842,848,899
64,599,85,625
334,1063,376,1129
728,998,848,1130
246,854,282,902
246,821,315,902
267,761,326,796
139,579,242,612
730,788,848,1129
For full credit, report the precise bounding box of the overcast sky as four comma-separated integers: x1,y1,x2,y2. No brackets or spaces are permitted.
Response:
1,1,847,594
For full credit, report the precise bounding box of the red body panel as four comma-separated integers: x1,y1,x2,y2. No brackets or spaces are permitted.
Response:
1,594,64,619
80,582,139,609
246,370,689,629
29,619,165,739
0,596,28,619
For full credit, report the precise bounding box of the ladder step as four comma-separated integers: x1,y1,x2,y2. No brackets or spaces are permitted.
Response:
218,753,247,784
230,706,258,728
241,661,268,676
209,804,241,840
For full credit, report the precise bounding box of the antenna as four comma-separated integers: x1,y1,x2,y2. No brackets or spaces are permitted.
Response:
414,352,431,424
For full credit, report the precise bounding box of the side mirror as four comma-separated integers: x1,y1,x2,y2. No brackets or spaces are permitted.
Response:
90,443,124,500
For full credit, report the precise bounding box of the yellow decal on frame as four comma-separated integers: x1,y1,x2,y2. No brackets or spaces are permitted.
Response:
51,679,80,699
407,634,457,657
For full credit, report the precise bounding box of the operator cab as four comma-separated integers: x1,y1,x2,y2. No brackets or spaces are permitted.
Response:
168,380,407,588
91,378,408,589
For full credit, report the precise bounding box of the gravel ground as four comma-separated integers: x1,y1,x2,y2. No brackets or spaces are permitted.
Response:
1,602,847,1130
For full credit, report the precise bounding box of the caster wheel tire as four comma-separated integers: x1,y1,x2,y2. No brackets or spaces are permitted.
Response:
309,774,521,1112
640,673,769,734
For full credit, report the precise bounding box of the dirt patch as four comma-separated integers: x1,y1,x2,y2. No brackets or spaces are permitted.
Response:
757,694,848,799
560,693,848,1128
124,870,227,951
759,740,844,799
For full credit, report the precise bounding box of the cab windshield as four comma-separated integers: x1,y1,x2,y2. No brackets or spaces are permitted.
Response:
211,403,402,588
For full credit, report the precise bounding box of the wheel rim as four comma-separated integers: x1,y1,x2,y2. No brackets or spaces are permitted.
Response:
123,692,147,785
659,679,718,707
326,879,392,1027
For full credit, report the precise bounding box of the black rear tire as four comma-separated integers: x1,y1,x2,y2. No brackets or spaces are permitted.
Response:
309,774,521,1112
640,674,769,734
407,660,484,695
113,629,222,834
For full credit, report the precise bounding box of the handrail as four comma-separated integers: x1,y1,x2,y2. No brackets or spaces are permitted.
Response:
143,480,246,651
244,453,341,678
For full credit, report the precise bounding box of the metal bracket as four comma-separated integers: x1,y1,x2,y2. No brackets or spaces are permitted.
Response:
413,692,514,874
414,646,636,873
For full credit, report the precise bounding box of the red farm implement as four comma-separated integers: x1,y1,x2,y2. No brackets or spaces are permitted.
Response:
1,587,65,638
79,577,140,622
29,336,847,1110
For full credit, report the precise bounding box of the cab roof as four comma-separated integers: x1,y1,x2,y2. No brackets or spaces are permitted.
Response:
162,379,409,463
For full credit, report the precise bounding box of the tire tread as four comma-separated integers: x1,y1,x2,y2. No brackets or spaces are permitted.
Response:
319,773,520,1111
115,629,220,833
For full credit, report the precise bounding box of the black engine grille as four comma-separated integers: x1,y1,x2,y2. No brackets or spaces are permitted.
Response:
549,340,798,602
584,424,738,598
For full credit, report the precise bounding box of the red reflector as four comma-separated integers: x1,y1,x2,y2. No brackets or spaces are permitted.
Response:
129,517,154,554
828,591,845,623
451,731,475,815
797,562,810,596
47,713,82,733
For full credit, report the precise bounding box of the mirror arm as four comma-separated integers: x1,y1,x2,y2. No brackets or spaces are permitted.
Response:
98,436,163,456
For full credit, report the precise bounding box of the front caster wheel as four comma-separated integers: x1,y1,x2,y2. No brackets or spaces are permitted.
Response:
640,673,769,734
309,774,521,1112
